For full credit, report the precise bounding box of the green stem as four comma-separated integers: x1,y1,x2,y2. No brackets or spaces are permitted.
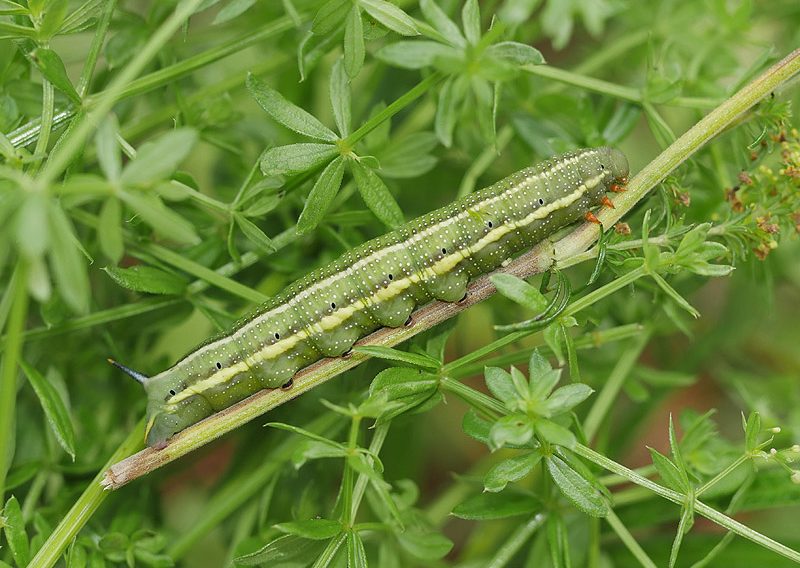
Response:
26,421,145,568
696,454,750,498
37,0,208,185
583,329,651,440
29,79,54,175
76,0,117,97
343,72,443,147
604,509,658,568
0,263,29,503
573,444,800,564
524,65,720,109
486,513,547,568
350,422,390,520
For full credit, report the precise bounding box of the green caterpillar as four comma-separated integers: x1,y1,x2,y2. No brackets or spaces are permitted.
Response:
112,147,629,448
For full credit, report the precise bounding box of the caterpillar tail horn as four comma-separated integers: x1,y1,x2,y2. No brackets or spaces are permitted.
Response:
107,358,149,385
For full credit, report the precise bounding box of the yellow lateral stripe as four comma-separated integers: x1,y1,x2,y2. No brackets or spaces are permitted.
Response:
179,152,598,366
166,172,604,407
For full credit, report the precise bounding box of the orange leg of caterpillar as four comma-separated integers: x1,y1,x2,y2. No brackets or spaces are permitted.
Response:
600,195,615,209
584,211,601,224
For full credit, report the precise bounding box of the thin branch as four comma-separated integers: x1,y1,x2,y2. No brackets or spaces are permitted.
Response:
103,47,800,489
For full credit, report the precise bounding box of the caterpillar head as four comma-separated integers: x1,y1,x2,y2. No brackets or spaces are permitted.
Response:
600,147,629,183
109,359,205,449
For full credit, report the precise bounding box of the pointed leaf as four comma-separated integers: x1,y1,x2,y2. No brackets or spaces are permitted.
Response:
275,519,342,540
484,366,517,405
461,0,481,44
350,159,404,228
102,265,187,295
546,455,608,517
120,129,198,186
535,418,576,449
484,450,542,493
360,0,418,36
453,490,541,520
96,116,121,182
396,529,453,559
347,530,368,568
31,47,80,104
546,383,594,416
2,496,29,567
420,0,465,47
330,58,351,136
377,41,460,70
260,143,338,177
353,345,439,370
648,447,688,492
47,204,89,313
247,74,337,141
343,6,364,79
20,361,75,459
234,213,277,254
489,414,534,451
296,155,344,234
119,191,200,245
484,41,545,66
312,0,350,35
491,273,548,311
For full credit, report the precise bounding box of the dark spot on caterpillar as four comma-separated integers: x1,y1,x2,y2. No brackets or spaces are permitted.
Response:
169,389,176,396
281,378,293,390
388,273,393,280
330,302,336,309
601,164,605,170
538,198,544,205
274,332,280,339
487,221,493,228
441,248,447,254
215,362,222,369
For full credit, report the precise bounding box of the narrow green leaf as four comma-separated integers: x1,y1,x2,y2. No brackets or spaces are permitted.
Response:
461,0,481,44
353,345,440,370
484,450,542,492
343,6,364,79
274,519,342,540
47,204,90,314
434,76,464,147
484,41,545,66
377,41,459,70
312,0,350,35
490,273,549,312
247,74,337,141
452,490,541,520
102,265,187,295
20,360,76,459
260,143,338,177
95,116,121,182
16,193,49,259
396,529,453,560
38,0,67,38
546,383,594,416
648,447,688,492
744,411,761,453
350,159,404,228
212,0,256,24
535,418,576,449
31,47,80,104
98,198,124,263
379,132,439,178
420,0,466,47
235,534,327,566
296,155,345,234
119,191,200,245
330,58,351,136
120,128,198,186
484,367,517,406
489,414,534,451
359,0,419,36
234,213,277,254
346,531,367,568
2,496,29,567
546,455,608,517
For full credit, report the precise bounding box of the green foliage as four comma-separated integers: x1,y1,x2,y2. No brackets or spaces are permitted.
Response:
1,1,800,567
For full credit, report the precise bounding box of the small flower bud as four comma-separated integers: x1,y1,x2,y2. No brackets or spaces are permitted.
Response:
770,426,782,433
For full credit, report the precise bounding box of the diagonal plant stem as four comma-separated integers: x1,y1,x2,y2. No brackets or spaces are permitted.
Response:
102,47,800,487
574,444,800,563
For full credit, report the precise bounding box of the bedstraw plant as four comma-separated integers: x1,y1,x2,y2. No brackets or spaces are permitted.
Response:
1,1,800,567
